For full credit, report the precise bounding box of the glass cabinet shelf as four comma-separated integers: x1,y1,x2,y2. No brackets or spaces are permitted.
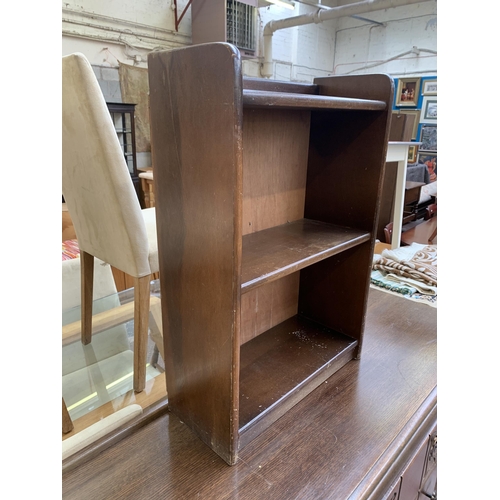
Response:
106,102,144,208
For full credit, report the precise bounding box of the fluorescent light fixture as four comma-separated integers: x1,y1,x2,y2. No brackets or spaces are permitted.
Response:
67,392,98,411
65,364,154,412
265,0,295,10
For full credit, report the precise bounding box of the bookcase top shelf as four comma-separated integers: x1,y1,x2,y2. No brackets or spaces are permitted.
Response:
242,89,387,111
241,219,371,293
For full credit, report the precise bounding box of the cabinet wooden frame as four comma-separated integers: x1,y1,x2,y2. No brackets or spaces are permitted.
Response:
148,43,394,465
106,102,144,208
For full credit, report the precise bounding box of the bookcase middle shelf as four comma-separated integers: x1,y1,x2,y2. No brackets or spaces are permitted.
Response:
241,218,371,293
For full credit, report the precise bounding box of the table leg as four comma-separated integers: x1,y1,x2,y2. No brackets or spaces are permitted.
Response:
391,158,407,249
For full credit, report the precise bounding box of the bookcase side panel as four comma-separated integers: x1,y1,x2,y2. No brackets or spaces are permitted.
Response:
148,43,243,465
301,74,394,355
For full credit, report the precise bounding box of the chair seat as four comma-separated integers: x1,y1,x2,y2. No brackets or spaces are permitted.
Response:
141,207,159,275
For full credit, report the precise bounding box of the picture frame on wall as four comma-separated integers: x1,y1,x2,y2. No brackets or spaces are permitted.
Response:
418,153,437,182
395,77,421,106
420,124,437,152
408,145,418,163
420,96,437,123
422,79,437,95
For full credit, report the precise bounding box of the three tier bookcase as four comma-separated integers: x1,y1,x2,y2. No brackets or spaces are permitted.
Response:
148,43,394,465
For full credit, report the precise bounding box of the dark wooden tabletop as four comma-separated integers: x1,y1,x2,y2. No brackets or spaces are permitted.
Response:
62,288,437,500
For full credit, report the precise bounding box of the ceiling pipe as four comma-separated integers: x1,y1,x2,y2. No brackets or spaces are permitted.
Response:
261,0,434,78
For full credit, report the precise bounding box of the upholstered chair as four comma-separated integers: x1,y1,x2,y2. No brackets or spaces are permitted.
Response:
62,52,159,392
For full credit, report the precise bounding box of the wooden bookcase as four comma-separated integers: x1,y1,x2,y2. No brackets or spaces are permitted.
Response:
148,43,393,465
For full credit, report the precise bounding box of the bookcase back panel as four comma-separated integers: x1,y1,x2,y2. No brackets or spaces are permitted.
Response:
305,75,393,232
242,109,310,235
305,109,387,231
240,273,299,345
298,241,373,352
243,77,318,95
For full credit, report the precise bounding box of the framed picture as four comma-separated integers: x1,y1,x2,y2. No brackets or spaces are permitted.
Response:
407,145,418,163
418,154,437,182
420,96,437,123
395,109,421,140
395,77,421,106
422,79,437,95
419,125,437,152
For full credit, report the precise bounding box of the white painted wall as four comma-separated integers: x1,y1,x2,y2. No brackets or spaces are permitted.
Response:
62,0,436,81
332,1,437,77
62,0,192,67
255,1,436,81
246,4,338,81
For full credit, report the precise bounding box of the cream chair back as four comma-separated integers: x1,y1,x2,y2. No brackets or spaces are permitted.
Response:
62,52,152,278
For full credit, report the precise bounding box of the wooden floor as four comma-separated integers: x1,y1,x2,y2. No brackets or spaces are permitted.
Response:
62,288,437,500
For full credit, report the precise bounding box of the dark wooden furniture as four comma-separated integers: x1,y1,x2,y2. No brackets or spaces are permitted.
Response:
147,43,393,464
62,398,74,434
389,112,415,142
62,288,438,500
424,203,437,243
138,167,155,208
377,175,429,243
377,160,399,241
106,102,144,207
401,217,438,246
62,203,77,242
403,181,426,223
425,202,437,220
383,221,394,245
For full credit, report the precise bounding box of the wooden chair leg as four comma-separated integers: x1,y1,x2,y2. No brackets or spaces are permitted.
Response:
62,397,74,434
80,250,94,345
133,275,151,393
149,298,164,361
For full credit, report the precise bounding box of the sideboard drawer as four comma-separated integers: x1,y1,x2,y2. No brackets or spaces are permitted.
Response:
398,433,430,500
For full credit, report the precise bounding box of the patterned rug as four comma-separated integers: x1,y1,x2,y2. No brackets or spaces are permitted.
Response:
62,239,80,260
371,243,437,307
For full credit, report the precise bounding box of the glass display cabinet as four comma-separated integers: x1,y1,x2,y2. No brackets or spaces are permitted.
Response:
106,102,144,207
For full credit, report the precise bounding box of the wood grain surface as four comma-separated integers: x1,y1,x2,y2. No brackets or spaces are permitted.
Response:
241,219,370,292
242,107,310,235
62,288,437,500
243,89,386,111
147,43,393,465
240,274,299,345
148,43,243,464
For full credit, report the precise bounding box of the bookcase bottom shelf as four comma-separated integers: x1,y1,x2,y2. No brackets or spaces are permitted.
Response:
238,315,358,449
